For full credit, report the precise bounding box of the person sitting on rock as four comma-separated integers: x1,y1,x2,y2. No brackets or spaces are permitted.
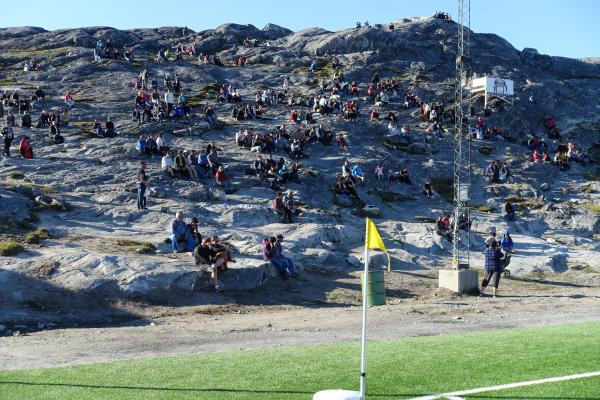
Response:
399,167,413,185
251,155,267,179
500,162,511,183
63,92,75,108
316,124,333,145
188,150,204,178
156,132,169,155
423,179,433,198
146,134,158,155
19,136,33,159
337,133,349,152
274,234,297,277
263,237,293,279
104,117,116,137
207,148,221,175
283,190,298,216
161,151,175,177
486,161,500,184
210,235,233,266
19,98,30,115
36,109,50,128
351,165,365,184
187,217,202,247
289,162,301,184
272,191,292,223
194,237,224,292
554,151,570,171
197,150,210,177
5,112,15,127
375,163,384,180
215,166,231,190
341,173,361,201
184,151,199,180
436,214,452,239
174,150,189,178
32,86,46,105
21,111,32,128
136,134,147,154
49,121,64,144
370,108,379,122
289,139,304,160
170,212,195,253
50,110,62,127
91,118,103,136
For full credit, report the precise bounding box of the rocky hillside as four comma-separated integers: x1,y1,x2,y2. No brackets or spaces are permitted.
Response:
0,16,599,320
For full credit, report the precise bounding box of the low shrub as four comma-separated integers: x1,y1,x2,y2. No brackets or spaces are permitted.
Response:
24,227,51,244
0,241,24,256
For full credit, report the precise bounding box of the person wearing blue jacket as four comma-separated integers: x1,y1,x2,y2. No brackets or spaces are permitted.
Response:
170,212,195,253
501,231,514,252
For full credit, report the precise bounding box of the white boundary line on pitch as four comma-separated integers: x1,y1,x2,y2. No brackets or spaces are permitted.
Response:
409,370,600,400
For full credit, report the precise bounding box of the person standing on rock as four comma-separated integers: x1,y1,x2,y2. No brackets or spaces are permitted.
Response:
2,125,14,157
140,69,148,90
480,240,504,298
165,89,174,117
283,79,289,95
137,160,148,210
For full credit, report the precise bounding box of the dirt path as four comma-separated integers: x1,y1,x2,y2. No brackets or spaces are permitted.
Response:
2,272,599,370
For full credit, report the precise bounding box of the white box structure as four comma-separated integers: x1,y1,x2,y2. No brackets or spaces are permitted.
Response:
471,76,514,107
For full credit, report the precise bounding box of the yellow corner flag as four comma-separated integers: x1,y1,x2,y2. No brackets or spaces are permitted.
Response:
365,218,391,271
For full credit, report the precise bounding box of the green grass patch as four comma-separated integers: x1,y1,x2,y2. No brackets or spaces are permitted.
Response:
471,204,495,213
368,189,415,203
203,83,221,93
0,180,56,195
115,239,156,254
578,203,600,213
0,241,23,256
7,172,24,179
0,77,19,85
507,195,544,210
187,93,212,108
431,176,453,203
0,322,599,399
24,227,51,244
477,145,494,155
4,46,74,59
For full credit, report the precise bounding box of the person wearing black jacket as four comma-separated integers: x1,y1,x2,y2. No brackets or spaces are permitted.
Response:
2,126,14,156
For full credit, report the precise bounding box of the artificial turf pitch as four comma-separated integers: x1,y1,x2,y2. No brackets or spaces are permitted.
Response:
0,322,598,399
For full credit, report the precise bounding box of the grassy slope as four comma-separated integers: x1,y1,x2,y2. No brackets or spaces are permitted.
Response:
0,322,599,399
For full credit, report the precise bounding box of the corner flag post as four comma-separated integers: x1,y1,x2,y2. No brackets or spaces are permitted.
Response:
359,233,369,399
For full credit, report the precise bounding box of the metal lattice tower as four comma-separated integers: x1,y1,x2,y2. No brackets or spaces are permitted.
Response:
452,0,472,269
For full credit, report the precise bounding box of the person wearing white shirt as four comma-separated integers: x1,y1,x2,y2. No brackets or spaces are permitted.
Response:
164,90,174,116
161,152,174,177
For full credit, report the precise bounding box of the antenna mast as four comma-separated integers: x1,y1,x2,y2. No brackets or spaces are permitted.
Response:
452,0,472,269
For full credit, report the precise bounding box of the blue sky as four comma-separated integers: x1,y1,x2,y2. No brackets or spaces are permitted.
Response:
1,0,598,58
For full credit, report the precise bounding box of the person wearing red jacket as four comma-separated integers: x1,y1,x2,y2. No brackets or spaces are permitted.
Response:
19,136,33,159
215,166,231,190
